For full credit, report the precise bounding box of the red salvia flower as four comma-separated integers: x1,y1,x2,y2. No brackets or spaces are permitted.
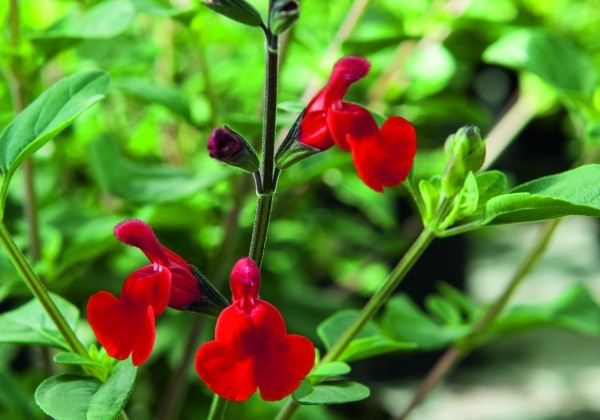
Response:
195,257,315,401
87,220,203,365
299,56,417,192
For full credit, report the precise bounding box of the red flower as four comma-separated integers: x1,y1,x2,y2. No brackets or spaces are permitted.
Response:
195,258,315,401
87,220,203,365
300,56,417,192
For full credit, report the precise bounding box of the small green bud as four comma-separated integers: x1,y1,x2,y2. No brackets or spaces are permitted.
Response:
275,111,321,169
442,125,486,197
269,0,300,35
203,0,263,27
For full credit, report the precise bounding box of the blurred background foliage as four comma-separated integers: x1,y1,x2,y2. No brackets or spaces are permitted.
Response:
1,0,600,419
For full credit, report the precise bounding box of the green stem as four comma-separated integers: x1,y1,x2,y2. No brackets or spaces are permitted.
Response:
259,31,279,195
208,393,228,420
0,223,88,358
276,227,437,420
323,227,436,363
249,194,273,267
398,218,561,419
209,7,281,419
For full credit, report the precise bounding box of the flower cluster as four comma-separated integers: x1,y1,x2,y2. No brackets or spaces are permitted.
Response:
87,220,220,365
299,56,416,192
88,221,314,401
195,257,315,401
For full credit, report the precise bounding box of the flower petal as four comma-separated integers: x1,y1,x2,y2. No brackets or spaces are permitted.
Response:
195,340,256,401
114,220,168,265
255,334,315,401
121,265,171,316
299,110,335,150
327,103,378,151
349,116,416,192
195,301,314,401
314,56,370,110
87,291,155,366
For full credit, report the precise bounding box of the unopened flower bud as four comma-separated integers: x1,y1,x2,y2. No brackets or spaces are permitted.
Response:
203,0,263,27
442,125,486,197
275,111,322,169
269,0,300,35
230,257,261,314
207,126,260,173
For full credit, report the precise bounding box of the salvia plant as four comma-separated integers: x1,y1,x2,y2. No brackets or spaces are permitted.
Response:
1,0,600,419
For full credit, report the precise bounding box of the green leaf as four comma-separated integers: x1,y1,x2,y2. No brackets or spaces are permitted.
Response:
30,0,137,57
0,294,79,350
87,361,137,420
425,295,462,325
113,79,193,124
439,171,479,230
293,380,370,405
88,137,227,203
484,165,600,224
317,310,415,362
310,362,352,379
475,170,507,212
0,70,109,177
483,28,597,96
418,177,440,225
54,352,105,368
34,361,136,420
436,282,478,320
35,375,101,420
383,295,470,350
489,284,600,339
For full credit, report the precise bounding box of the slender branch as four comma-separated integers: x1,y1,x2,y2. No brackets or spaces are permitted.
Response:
248,194,273,267
260,33,280,194
0,223,88,358
276,227,437,420
397,219,561,419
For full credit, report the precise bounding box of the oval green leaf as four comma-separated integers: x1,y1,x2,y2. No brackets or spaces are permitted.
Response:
292,380,371,405
35,375,102,420
34,361,136,420
0,70,109,177
0,293,79,350
484,164,600,224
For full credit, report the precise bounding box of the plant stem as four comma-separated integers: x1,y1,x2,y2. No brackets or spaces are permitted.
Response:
249,193,273,267
322,227,436,364
209,8,281,419
207,393,228,420
259,32,279,195
276,227,437,420
0,223,88,358
398,218,561,419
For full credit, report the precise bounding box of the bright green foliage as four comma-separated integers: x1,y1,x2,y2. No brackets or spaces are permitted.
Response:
89,138,227,204
489,284,600,339
484,164,600,224
317,309,416,362
292,379,370,405
0,294,79,350
484,29,597,97
35,361,136,420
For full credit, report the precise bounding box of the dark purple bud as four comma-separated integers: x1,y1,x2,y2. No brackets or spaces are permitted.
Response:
207,126,259,173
